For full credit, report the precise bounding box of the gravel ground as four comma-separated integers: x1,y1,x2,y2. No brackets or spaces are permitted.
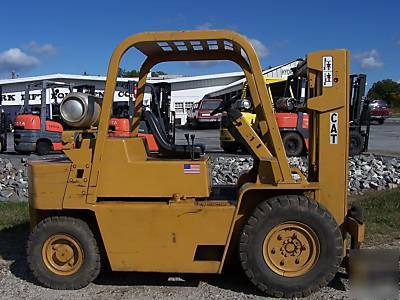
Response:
0,223,398,300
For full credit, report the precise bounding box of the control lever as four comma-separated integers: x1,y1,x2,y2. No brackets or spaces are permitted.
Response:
184,133,190,149
190,134,195,160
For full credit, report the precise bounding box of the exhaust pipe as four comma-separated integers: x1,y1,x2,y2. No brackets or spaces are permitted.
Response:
60,92,102,128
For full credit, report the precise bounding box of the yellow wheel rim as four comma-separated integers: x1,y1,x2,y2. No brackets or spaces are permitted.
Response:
42,234,84,276
263,222,320,277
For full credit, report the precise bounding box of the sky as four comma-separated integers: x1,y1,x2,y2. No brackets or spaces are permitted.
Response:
0,0,399,87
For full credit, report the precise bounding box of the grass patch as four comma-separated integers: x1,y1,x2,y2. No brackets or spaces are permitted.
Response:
350,188,400,245
0,190,399,247
0,201,29,230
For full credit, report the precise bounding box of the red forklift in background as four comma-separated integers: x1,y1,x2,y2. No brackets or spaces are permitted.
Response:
221,74,369,156
274,73,369,156
13,80,172,155
109,81,176,152
13,81,70,155
275,74,370,156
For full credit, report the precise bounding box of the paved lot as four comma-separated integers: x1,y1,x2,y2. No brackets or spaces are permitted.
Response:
175,126,222,152
368,120,400,155
176,120,400,155
1,119,399,161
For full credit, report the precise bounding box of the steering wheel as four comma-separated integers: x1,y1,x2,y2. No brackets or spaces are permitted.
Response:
210,95,239,116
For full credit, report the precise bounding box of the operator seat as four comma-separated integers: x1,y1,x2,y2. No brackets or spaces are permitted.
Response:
143,110,205,158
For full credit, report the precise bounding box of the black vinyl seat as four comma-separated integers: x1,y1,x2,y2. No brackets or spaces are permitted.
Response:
143,110,205,158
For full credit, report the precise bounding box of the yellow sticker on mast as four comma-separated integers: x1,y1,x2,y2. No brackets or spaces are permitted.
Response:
330,112,338,144
323,56,333,87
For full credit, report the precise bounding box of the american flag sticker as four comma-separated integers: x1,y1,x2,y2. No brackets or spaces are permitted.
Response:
184,164,200,174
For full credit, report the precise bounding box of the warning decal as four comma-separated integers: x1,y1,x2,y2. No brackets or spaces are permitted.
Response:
330,112,338,144
323,56,333,87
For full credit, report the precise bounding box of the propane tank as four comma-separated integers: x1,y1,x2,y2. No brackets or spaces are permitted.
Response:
60,92,102,128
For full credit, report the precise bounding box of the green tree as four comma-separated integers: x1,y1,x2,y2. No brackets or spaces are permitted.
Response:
151,71,167,77
118,68,140,77
118,68,167,78
367,79,400,108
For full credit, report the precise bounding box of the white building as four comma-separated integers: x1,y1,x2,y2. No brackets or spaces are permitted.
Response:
0,60,300,125
204,60,301,100
0,72,243,125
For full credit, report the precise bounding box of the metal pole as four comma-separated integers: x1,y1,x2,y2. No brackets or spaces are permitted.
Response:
23,84,30,113
41,81,47,131
128,81,134,130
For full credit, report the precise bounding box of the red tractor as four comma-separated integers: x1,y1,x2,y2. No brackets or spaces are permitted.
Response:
13,81,68,155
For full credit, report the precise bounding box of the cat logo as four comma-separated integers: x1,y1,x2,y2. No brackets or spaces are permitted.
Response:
330,112,338,144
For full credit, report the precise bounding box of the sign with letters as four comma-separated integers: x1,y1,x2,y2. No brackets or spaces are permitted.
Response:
330,112,338,144
323,56,333,87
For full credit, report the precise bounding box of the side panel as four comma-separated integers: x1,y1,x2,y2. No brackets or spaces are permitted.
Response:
95,201,235,273
45,120,63,133
96,138,211,198
28,161,71,210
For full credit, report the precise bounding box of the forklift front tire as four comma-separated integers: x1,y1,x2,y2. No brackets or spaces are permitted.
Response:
239,195,343,298
349,131,363,156
36,140,52,155
282,132,304,157
27,216,101,290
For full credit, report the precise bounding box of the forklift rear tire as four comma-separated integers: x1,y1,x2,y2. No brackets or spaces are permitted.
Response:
36,140,52,155
27,216,101,290
239,195,343,298
282,132,304,157
349,131,363,156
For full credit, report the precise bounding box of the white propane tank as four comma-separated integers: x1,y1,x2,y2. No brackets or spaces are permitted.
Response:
60,92,102,128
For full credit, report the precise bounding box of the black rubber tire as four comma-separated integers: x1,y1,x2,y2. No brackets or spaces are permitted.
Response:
239,195,343,298
378,119,384,125
221,142,240,154
27,216,101,290
349,130,364,156
36,140,52,156
282,132,304,157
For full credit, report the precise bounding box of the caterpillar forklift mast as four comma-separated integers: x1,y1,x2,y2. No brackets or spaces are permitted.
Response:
27,30,364,298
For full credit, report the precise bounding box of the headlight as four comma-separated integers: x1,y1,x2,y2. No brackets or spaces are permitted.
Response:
237,99,252,111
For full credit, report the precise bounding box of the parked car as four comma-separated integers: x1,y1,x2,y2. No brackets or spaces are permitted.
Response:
369,99,391,124
187,98,222,128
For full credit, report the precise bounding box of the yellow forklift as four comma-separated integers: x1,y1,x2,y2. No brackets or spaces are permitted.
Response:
27,30,364,298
